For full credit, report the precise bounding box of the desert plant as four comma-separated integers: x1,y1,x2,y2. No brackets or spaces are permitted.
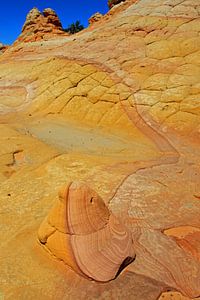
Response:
63,20,84,34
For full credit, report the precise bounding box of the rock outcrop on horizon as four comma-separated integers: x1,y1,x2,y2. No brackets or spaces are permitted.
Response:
88,12,103,25
0,1,200,299
17,7,68,43
0,42,8,53
108,0,126,9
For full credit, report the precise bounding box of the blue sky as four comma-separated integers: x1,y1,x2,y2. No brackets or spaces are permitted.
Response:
1,1,109,45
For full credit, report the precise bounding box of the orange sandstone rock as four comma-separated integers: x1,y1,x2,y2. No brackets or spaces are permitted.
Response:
165,226,200,262
159,292,200,300
16,7,68,43
89,12,103,25
0,43,9,53
0,0,200,299
38,182,135,282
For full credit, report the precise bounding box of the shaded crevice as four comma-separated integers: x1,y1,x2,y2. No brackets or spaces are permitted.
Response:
114,255,136,279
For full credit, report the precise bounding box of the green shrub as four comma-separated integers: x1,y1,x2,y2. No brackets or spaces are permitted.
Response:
63,20,84,34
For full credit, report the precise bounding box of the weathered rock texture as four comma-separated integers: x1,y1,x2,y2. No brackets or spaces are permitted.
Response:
108,0,126,9
38,182,135,282
89,12,103,25
0,42,8,53
0,0,200,299
17,7,67,43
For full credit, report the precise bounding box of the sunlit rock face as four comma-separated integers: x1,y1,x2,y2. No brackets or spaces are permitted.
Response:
0,0,200,299
16,7,68,43
38,182,136,282
88,12,103,25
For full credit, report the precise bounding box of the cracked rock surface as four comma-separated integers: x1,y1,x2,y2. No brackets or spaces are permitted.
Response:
0,0,200,299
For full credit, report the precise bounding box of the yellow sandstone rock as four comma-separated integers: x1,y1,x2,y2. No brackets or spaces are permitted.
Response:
0,0,200,299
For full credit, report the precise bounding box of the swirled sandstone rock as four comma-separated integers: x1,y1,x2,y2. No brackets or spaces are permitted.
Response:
38,182,135,281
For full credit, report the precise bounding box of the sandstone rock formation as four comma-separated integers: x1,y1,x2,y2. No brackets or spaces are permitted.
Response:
38,182,135,282
108,0,126,9
89,12,103,25
38,181,200,297
0,0,200,299
17,7,67,43
165,226,200,262
0,42,8,53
